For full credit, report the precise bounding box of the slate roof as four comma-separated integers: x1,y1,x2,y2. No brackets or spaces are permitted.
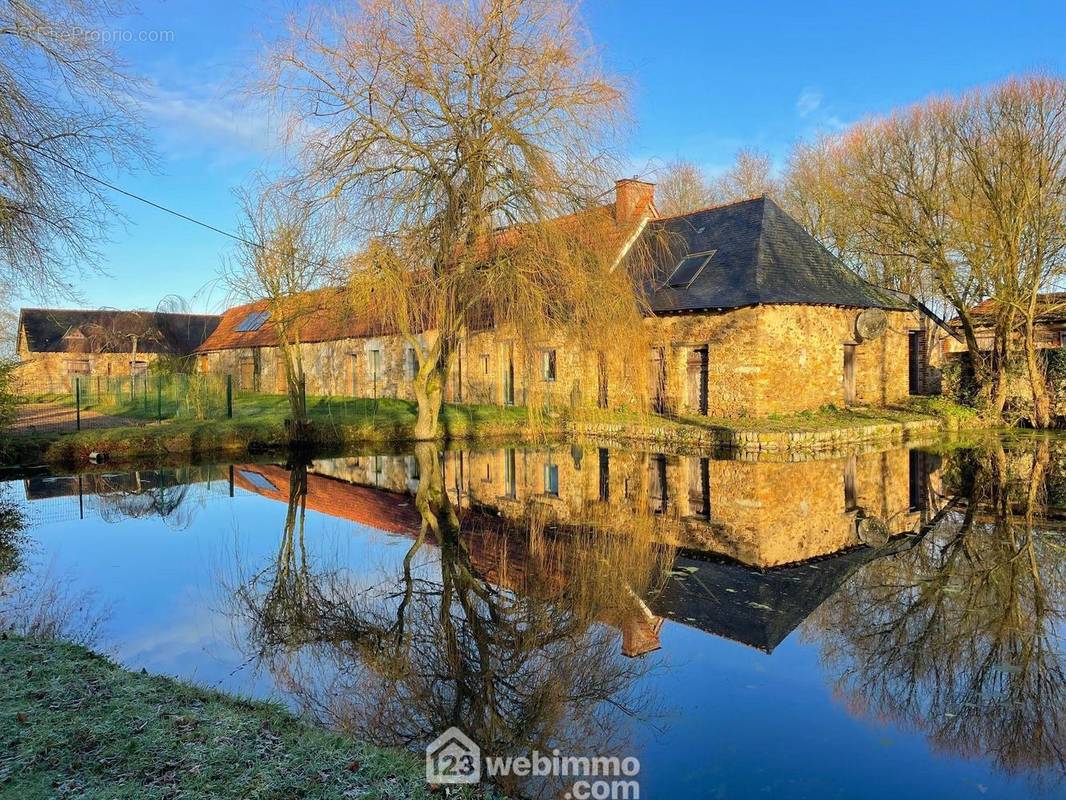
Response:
18,308,220,354
631,196,912,313
647,538,917,653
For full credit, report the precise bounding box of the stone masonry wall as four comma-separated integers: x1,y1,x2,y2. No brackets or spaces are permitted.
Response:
196,304,929,418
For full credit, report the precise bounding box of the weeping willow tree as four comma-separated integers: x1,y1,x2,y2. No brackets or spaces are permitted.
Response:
264,0,653,438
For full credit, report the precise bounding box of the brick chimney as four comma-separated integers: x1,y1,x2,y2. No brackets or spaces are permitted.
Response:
614,178,655,225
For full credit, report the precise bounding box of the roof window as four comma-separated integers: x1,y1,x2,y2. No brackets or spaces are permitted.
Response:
666,250,715,289
234,311,269,332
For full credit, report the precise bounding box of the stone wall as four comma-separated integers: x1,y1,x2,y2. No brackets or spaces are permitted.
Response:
196,304,933,418
12,348,162,394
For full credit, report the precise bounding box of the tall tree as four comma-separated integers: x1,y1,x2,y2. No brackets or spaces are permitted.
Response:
264,0,641,439
655,159,713,216
224,183,341,434
783,75,1066,424
709,147,777,203
0,0,149,298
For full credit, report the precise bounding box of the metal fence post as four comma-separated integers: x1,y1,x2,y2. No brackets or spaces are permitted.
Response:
75,377,81,431
226,374,233,418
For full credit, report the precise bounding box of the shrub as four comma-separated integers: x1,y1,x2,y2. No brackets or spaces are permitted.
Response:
0,360,17,430
941,353,979,407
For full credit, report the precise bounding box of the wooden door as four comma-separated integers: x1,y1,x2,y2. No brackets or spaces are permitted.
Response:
843,344,856,405
503,347,515,406
597,353,608,409
649,348,666,414
686,347,708,415
239,357,255,390
908,330,925,395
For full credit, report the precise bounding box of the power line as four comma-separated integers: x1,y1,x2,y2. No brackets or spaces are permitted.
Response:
2,134,273,255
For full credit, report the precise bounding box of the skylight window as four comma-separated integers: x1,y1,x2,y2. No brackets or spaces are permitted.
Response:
234,311,269,332
665,250,715,289
238,469,277,492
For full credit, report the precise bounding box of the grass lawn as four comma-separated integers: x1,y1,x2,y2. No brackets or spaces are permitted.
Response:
1,390,979,467
0,635,489,799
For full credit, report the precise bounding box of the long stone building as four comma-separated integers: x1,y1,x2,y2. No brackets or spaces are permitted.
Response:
196,181,944,417
14,308,220,392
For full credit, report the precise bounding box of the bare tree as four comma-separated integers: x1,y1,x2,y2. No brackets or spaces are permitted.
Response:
783,75,1066,424
655,159,713,216
224,182,341,433
264,0,642,439
0,0,149,298
709,147,778,203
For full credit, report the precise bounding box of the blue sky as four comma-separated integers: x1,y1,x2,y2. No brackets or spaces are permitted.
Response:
55,0,1066,313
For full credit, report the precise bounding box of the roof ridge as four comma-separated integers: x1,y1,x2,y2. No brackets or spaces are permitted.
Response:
18,307,221,318
649,194,768,224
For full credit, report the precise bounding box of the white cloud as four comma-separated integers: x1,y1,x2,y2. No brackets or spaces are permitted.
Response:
796,87,823,118
134,77,292,164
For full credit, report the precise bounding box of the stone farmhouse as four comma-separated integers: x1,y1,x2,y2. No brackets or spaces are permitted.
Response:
196,181,944,418
14,308,220,392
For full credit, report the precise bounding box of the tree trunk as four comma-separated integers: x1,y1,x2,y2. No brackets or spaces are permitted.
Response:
1022,317,1051,428
411,336,455,440
412,362,445,440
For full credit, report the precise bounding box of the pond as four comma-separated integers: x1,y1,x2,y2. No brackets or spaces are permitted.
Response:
0,436,1063,799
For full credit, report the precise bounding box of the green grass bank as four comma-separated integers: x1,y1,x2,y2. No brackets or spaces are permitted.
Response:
0,634,487,799
1,392,982,467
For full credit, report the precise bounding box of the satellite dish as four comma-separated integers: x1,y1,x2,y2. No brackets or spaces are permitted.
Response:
855,308,888,341
857,515,890,547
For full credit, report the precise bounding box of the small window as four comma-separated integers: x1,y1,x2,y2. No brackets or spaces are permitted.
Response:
544,461,559,497
404,348,418,380
665,250,715,289
67,360,91,375
481,354,490,375
234,311,269,332
541,349,557,382
1059,331,1066,348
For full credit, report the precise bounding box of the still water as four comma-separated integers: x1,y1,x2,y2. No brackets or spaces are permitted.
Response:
0,437,1063,799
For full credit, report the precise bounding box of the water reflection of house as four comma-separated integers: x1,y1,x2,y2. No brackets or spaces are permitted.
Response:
246,448,943,655
19,467,229,523
314,446,941,568
650,542,917,653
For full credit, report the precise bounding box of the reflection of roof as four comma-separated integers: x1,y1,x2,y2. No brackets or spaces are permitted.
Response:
232,464,421,535
648,539,916,653
18,308,220,354
632,197,911,313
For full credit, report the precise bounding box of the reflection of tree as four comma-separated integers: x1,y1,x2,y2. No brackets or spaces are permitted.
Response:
809,440,1066,790
92,467,216,530
233,443,671,798
0,489,26,577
